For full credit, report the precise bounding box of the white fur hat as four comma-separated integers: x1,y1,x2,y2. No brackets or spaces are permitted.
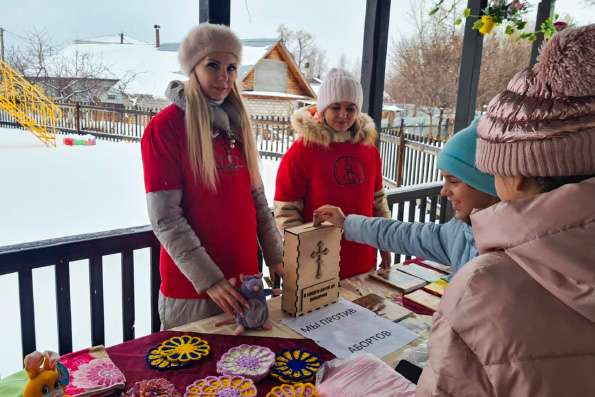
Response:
317,68,363,113
178,23,242,76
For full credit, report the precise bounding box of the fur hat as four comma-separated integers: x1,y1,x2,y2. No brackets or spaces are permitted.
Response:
178,23,242,76
317,68,363,113
476,23,595,177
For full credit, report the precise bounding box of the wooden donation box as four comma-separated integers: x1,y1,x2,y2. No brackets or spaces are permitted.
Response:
282,222,341,316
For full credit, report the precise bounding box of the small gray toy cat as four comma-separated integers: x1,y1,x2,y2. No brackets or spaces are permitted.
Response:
215,273,280,335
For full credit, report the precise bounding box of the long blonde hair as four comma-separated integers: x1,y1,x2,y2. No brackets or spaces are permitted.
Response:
184,73,262,191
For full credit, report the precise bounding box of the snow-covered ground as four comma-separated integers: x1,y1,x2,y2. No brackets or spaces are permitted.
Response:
0,128,280,376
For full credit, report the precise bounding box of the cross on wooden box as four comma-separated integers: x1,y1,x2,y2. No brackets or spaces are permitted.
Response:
282,222,341,316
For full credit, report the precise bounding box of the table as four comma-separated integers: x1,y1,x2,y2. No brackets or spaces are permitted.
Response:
0,273,431,397
174,273,432,368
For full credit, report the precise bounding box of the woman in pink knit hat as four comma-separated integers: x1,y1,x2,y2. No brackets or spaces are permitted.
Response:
141,23,282,328
274,68,392,279
417,24,595,396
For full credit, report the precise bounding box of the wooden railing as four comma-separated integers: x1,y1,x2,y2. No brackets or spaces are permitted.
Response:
0,226,160,357
0,183,450,366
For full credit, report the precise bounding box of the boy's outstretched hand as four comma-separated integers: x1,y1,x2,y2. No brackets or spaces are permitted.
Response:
380,251,392,269
314,205,346,228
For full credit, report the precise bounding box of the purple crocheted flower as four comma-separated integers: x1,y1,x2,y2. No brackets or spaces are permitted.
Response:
71,358,126,389
216,344,275,382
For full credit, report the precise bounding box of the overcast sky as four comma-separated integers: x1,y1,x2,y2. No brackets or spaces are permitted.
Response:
1,0,594,70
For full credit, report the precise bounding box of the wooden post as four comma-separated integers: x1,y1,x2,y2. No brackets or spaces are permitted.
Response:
360,0,391,147
395,119,406,187
75,103,81,134
18,269,36,357
121,250,135,341
453,0,488,133
530,0,556,67
199,0,231,25
150,245,161,333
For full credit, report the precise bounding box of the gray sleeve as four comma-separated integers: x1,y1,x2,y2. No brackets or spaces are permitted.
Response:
343,214,454,266
147,189,224,293
252,187,283,266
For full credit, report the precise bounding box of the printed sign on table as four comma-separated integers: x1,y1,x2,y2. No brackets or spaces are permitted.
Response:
280,299,417,359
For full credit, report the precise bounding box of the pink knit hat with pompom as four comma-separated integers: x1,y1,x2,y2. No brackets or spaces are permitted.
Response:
476,23,595,177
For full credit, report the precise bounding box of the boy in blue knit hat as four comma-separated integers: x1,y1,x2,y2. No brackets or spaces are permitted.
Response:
315,119,499,276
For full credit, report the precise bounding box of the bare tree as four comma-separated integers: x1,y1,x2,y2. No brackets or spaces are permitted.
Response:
386,0,532,131
276,24,327,79
293,30,314,70
277,24,293,44
477,36,531,108
7,30,136,104
111,71,141,102
33,49,112,103
387,0,463,128
6,29,55,77
305,47,327,79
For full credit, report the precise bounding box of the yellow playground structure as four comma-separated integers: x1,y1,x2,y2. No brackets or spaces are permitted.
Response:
0,59,61,146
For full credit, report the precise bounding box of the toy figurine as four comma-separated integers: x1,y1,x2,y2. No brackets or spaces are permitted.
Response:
215,273,279,335
23,351,69,397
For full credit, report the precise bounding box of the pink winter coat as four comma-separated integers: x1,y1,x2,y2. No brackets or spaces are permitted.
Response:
417,177,595,396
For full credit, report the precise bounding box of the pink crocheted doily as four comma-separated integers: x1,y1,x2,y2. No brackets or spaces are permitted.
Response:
216,344,275,382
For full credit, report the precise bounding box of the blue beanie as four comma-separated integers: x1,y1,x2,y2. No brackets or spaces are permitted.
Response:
436,119,497,197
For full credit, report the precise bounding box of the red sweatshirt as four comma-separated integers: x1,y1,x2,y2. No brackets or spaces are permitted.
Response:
275,138,384,278
142,104,258,299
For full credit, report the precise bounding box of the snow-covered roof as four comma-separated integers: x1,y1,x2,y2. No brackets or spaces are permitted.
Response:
42,36,277,99
74,35,148,45
157,38,274,80
242,91,310,100
383,104,405,112
309,82,321,96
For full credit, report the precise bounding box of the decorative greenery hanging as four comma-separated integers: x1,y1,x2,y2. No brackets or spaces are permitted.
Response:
430,1,568,40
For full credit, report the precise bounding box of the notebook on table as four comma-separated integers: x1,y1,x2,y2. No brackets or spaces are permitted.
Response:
402,289,441,314
352,293,413,322
418,260,451,274
404,258,451,275
395,263,445,283
369,267,427,293
423,279,449,297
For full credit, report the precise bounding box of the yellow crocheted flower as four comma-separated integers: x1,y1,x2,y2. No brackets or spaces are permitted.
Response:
146,347,188,370
184,375,257,397
158,335,210,363
266,382,319,397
